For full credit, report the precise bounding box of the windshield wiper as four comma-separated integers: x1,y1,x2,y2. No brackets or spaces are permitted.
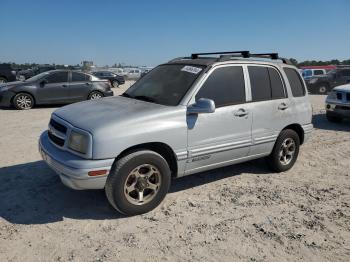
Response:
132,95,157,103
121,93,132,98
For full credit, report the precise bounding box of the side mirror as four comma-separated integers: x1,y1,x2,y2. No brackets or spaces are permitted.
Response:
187,98,215,114
40,79,48,87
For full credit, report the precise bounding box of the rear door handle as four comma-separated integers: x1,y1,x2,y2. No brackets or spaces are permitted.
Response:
234,108,249,117
278,103,288,110
62,84,67,87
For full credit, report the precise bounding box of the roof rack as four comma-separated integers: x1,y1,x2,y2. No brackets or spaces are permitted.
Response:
170,51,293,65
191,51,250,59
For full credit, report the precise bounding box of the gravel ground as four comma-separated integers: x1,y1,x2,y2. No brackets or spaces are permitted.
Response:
0,84,349,262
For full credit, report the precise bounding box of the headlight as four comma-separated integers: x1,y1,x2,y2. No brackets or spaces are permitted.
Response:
17,75,25,81
309,78,318,84
68,131,88,154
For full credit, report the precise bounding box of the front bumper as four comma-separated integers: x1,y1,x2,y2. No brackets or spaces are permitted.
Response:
103,90,114,97
0,90,15,107
39,131,114,190
325,102,350,118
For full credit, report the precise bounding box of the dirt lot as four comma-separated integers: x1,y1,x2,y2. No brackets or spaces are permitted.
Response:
0,83,349,262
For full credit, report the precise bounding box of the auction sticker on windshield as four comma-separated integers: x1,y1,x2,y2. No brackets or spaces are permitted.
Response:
181,66,202,74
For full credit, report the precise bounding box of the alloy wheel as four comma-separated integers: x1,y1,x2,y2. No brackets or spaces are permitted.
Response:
16,95,32,109
124,164,161,205
279,138,296,165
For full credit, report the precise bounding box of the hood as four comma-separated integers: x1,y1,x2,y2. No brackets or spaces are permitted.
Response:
0,81,26,88
53,96,174,133
333,84,350,92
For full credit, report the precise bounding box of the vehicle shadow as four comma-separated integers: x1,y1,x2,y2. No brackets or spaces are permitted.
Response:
312,113,350,132
0,159,270,225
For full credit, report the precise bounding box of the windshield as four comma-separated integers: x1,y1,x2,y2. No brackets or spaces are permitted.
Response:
26,71,51,81
123,64,205,106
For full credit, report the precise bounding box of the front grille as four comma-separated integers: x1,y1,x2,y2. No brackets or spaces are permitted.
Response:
347,93,350,101
337,92,343,100
49,119,67,134
48,131,65,146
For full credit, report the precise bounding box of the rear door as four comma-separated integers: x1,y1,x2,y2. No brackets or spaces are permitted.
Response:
37,71,69,103
185,65,252,174
248,65,292,156
68,71,92,101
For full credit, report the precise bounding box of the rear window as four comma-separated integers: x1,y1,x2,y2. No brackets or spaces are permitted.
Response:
248,66,286,101
314,70,324,75
284,68,306,97
72,72,90,82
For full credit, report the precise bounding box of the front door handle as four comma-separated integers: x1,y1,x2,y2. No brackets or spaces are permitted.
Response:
234,108,249,117
278,102,288,110
62,84,67,87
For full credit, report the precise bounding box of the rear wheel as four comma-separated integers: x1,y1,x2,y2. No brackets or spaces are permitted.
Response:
317,84,329,95
266,129,300,172
105,150,171,215
88,91,103,100
13,93,34,110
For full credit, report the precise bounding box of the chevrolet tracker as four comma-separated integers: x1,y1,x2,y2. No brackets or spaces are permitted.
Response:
39,51,313,215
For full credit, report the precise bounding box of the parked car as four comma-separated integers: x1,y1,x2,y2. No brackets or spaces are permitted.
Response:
92,71,125,87
0,64,18,83
325,84,350,122
39,51,313,215
305,67,350,94
0,70,113,110
125,68,141,79
17,65,56,80
140,69,151,78
302,68,327,79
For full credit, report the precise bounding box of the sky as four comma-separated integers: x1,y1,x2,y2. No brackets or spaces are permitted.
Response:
0,0,349,66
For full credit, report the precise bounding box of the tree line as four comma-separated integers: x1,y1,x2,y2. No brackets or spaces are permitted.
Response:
289,58,350,67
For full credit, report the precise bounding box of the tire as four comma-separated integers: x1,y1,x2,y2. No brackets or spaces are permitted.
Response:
317,84,329,95
13,93,34,110
266,129,300,172
105,150,171,215
326,112,342,123
112,80,119,88
88,91,103,100
0,77,7,84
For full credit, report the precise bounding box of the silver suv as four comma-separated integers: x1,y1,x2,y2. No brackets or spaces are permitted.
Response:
39,51,313,215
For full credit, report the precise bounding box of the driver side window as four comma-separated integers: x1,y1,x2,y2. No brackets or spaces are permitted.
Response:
195,66,246,108
45,72,68,83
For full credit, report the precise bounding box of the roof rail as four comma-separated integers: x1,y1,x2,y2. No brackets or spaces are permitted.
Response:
191,51,250,59
171,51,293,65
250,53,293,65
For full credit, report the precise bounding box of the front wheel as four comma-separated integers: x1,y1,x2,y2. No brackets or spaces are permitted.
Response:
0,77,7,84
105,150,171,215
88,91,103,100
266,129,300,172
112,80,119,88
13,93,34,110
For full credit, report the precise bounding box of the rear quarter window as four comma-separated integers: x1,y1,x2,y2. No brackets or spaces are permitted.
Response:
283,68,306,97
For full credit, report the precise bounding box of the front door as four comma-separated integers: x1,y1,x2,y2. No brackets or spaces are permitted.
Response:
185,65,252,175
37,71,69,104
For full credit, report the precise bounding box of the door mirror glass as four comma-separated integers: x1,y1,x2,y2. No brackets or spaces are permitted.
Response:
187,98,215,114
